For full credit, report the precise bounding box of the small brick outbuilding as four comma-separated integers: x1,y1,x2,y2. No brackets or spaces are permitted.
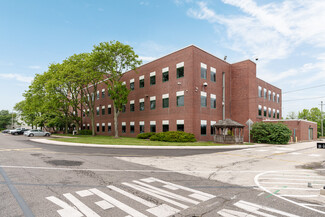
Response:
263,120,317,142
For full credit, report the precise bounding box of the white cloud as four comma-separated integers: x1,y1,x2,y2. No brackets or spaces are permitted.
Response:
28,65,41,69
0,73,33,83
187,0,325,62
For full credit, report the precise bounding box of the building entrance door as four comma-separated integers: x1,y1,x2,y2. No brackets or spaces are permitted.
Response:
308,128,313,140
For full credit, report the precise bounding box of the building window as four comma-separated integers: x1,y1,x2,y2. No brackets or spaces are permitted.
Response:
264,88,267,99
96,91,99,100
211,121,216,135
130,122,135,133
130,79,134,90
201,120,207,135
101,89,105,98
268,108,271,117
258,105,262,116
96,124,99,132
162,94,169,108
201,63,207,79
83,110,85,117
211,67,216,82
102,124,105,132
210,94,216,109
82,124,85,130
96,107,99,116
139,75,144,88
108,105,111,114
177,120,184,131
277,110,280,119
130,100,134,112
91,93,94,101
102,106,105,115
162,120,169,132
150,96,156,110
273,92,275,102
176,62,184,78
201,92,207,107
277,94,280,103
150,121,156,133
264,106,267,117
122,122,126,133
108,123,111,132
150,72,156,86
139,121,145,133
162,67,169,82
87,124,90,130
177,91,184,107
107,89,111,97
268,90,271,101
87,109,89,116
139,98,144,111
258,86,262,97
122,105,126,113
273,109,276,118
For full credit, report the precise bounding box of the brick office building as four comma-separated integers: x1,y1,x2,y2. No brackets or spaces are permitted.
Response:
81,45,282,141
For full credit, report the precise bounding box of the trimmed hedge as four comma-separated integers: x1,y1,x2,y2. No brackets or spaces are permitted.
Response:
78,130,92,135
137,132,156,139
150,131,196,142
250,122,291,144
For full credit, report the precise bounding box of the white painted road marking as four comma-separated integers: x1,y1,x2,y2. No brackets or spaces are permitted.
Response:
47,177,216,217
63,193,100,217
234,200,300,217
46,196,83,217
218,200,300,217
255,171,325,215
89,188,148,217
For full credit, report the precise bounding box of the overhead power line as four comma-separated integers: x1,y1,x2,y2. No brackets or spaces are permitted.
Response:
283,84,325,94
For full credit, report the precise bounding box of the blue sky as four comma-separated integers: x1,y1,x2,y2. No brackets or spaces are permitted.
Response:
1,0,325,118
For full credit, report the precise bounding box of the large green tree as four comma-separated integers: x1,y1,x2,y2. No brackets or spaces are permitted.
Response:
92,41,141,137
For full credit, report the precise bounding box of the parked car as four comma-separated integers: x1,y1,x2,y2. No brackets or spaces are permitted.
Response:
2,129,10,133
24,129,51,137
10,128,29,135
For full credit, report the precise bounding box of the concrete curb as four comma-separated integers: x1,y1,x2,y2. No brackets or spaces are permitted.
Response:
29,138,267,150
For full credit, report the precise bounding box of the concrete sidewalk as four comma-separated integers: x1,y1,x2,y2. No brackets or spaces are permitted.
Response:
29,138,268,149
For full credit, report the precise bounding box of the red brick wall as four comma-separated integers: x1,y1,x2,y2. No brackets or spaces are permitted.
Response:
264,120,317,142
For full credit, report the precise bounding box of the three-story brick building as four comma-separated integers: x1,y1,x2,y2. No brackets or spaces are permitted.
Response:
81,45,282,141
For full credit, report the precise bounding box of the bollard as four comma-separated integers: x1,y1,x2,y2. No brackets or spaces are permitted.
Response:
320,186,325,196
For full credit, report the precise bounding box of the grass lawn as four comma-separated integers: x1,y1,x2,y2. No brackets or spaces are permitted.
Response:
51,134,253,146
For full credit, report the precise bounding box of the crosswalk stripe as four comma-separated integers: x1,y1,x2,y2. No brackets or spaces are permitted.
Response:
89,188,148,217
123,182,188,209
63,193,100,217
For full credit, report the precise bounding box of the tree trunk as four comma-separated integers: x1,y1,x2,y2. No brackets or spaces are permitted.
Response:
65,121,68,134
113,103,119,138
90,111,95,136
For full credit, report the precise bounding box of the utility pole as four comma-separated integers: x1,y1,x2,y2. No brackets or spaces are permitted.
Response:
321,101,324,138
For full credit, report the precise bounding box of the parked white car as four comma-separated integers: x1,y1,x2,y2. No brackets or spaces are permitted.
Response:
24,129,51,137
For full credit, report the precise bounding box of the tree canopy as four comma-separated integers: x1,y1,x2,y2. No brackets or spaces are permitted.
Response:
15,41,141,136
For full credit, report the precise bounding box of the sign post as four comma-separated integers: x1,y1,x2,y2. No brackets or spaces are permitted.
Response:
246,119,254,143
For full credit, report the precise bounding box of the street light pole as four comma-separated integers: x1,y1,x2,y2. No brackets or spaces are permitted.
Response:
321,101,324,138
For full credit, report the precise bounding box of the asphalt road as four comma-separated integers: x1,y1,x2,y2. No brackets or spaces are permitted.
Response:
0,133,323,217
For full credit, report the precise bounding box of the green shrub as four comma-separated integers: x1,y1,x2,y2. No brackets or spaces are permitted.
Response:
78,130,92,135
150,131,196,142
137,132,156,139
250,122,291,144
